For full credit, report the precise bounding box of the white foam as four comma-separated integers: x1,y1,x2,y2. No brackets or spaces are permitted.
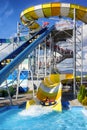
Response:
19,105,52,117
82,109,87,116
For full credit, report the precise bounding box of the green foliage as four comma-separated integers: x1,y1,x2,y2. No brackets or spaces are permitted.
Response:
76,77,80,82
9,86,15,97
77,85,87,103
82,96,87,106
77,93,84,103
0,86,15,97
0,89,8,97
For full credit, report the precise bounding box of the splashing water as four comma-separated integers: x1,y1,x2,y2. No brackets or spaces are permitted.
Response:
19,105,52,117
82,108,87,116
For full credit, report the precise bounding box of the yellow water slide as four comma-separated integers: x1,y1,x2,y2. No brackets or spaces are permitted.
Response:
20,2,87,30
37,74,61,100
37,74,62,111
36,73,73,111
37,74,73,99
26,73,73,111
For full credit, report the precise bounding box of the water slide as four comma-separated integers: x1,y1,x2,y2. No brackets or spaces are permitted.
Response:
0,27,47,69
0,25,54,85
26,74,62,111
20,2,87,30
21,2,87,111
37,74,73,100
36,73,73,111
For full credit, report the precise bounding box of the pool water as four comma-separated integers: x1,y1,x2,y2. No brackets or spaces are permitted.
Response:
0,105,87,130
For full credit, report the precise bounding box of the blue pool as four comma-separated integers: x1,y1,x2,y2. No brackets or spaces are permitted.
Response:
0,105,87,130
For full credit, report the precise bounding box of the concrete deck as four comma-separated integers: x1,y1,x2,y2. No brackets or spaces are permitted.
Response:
0,93,82,108
69,99,82,106
0,93,33,107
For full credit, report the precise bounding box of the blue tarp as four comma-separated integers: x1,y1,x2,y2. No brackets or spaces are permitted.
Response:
7,70,29,80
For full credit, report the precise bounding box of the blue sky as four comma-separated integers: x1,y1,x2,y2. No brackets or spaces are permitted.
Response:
0,0,87,38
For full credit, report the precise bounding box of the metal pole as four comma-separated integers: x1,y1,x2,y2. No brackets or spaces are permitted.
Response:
44,38,47,76
52,38,54,70
36,48,39,91
81,24,83,85
16,67,20,100
33,49,36,75
16,22,20,100
38,45,40,77
49,33,52,74
29,70,34,98
5,80,13,105
73,8,76,98
27,55,30,89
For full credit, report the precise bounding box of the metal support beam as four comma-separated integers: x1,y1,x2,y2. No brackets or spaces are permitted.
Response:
81,24,83,85
5,80,13,105
16,67,20,100
44,38,47,77
73,8,76,98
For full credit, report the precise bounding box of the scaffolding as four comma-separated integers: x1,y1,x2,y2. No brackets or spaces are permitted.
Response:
0,10,84,104
17,14,83,98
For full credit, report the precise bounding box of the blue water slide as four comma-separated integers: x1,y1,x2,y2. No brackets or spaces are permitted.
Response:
0,27,47,63
0,25,54,85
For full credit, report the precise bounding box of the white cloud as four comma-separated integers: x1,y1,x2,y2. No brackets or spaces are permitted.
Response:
0,2,9,15
83,24,87,46
82,24,87,71
5,9,14,17
0,1,14,26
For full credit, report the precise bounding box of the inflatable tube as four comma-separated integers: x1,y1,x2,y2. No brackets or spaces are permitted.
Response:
40,100,56,106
